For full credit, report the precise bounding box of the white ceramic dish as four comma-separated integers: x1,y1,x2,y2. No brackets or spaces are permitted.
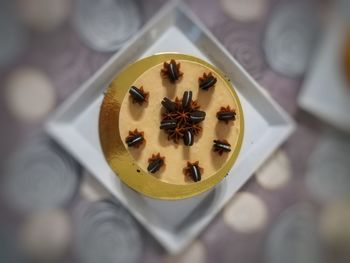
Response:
299,12,350,132
46,1,295,254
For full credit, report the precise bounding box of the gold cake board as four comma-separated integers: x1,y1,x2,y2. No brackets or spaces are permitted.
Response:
99,53,244,200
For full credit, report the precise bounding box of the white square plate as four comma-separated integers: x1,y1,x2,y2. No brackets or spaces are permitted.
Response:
299,12,350,132
46,1,295,254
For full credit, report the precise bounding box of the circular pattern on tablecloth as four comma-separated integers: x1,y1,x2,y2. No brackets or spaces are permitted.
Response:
319,200,350,251
263,1,319,77
80,170,112,202
2,136,80,213
216,26,266,81
16,0,71,32
5,67,56,122
306,133,350,202
255,149,291,190
265,203,321,263
164,241,206,263
24,27,110,102
223,192,268,233
220,0,267,22
19,209,71,261
74,200,142,263
73,0,141,52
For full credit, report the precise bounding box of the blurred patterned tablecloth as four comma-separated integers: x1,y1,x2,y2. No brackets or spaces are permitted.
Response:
1,0,349,263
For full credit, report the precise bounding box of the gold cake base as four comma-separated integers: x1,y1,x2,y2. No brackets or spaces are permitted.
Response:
99,53,244,200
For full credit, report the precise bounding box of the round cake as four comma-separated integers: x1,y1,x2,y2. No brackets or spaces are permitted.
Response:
99,53,244,199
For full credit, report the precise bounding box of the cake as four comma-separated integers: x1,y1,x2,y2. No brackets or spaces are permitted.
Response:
99,53,244,199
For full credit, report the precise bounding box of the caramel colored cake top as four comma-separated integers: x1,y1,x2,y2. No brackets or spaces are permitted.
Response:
119,59,241,185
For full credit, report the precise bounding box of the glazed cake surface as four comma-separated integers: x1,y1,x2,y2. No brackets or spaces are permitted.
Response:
119,60,241,185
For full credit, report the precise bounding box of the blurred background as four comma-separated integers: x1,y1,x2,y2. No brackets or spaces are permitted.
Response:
0,0,350,262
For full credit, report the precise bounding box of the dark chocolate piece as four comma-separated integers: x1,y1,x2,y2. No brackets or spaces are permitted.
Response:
168,60,179,83
217,111,236,121
147,153,165,173
161,59,183,83
182,91,192,109
190,164,201,182
216,106,236,124
183,130,194,146
125,129,145,148
160,96,205,145
184,161,202,182
189,110,206,123
147,159,163,173
161,97,177,112
199,72,217,90
160,119,177,130
213,140,231,155
129,86,148,104
126,134,144,147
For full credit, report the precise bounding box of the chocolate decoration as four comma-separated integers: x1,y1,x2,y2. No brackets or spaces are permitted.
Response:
161,97,177,112
129,86,148,104
189,123,202,136
184,161,202,182
183,130,194,146
147,159,163,173
147,153,165,174
213,140,231,155
216,105,236,124
147,159,162,173
190,164,201,182
160,120,177,130
126,134,144,147
167,127,185,143
160,95,205,144
182,91,192,109
161,59,183,83
168,60,179,82
125,129,145,148
217,111,236,121
199,72,217,90
129,86,144,101
189,110,206,123
200,76,216,90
